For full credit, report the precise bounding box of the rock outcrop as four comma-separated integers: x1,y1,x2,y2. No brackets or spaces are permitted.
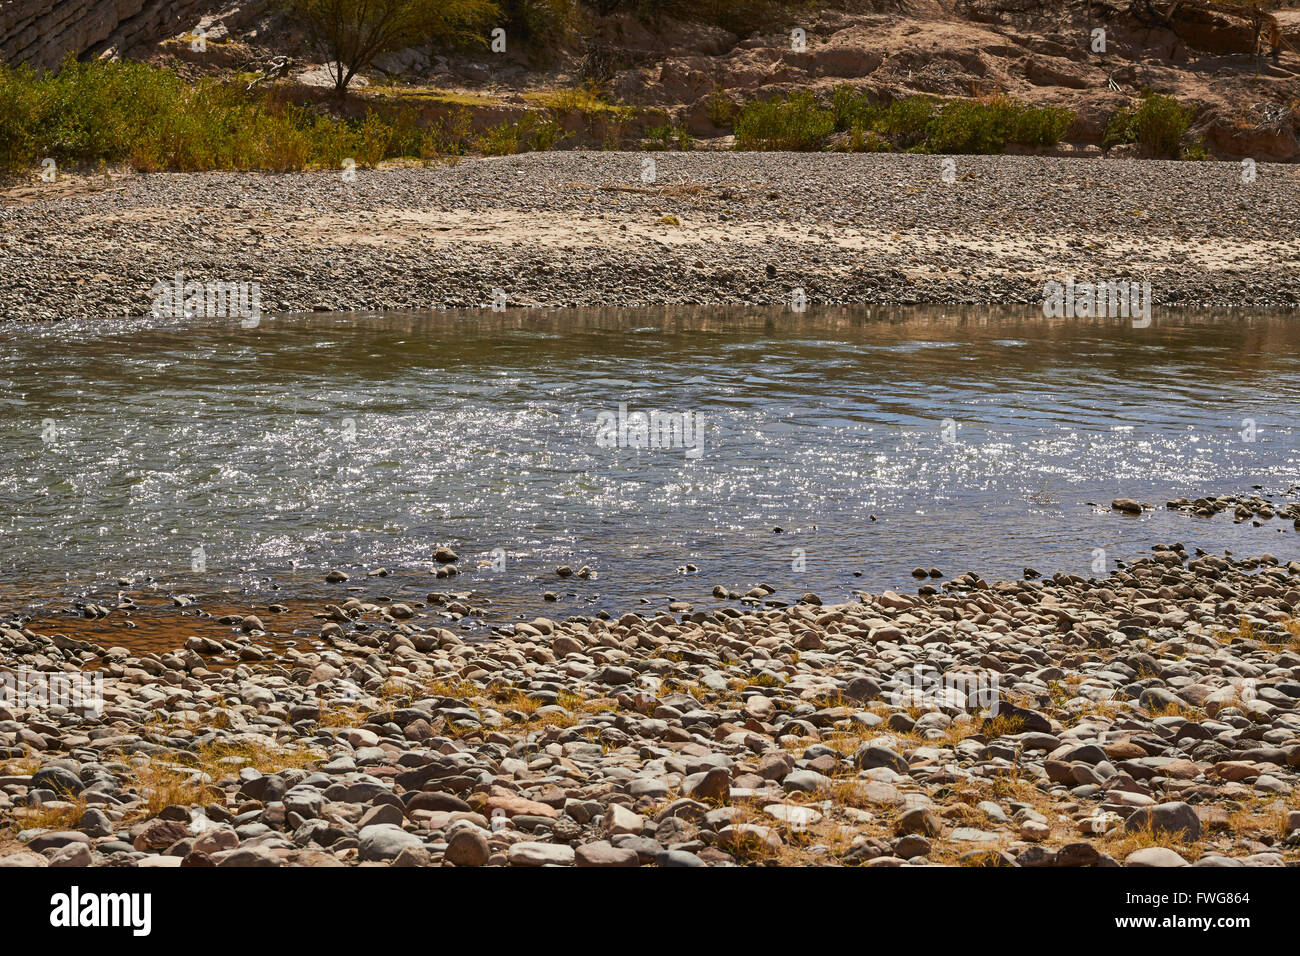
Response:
0,1,239,69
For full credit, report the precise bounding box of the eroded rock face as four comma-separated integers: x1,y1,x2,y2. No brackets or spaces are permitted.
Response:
591,5,1300,154
1157,1,1258,55
0,1,261,70
1204,116,1300,163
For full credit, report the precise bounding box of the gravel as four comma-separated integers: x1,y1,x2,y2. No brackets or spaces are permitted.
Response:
3,152,1300,320
2,540,1299,867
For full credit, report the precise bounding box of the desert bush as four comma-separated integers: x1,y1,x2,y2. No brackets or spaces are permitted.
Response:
736,89,1072,154
1104,93,1194,158
645,123,695,149
876,95,934,147
734,90,834,150
830,84,882,132
421,108,474,157
287,0,497,93
925,96,1019,153
925,96,1073,153
476,113,563,154
706,86,737,128
0,57,472,172
1013,103,1074,147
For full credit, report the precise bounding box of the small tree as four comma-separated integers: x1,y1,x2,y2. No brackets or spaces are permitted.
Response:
288,0,496,95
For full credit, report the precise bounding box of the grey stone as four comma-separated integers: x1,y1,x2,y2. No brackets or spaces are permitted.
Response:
358,824,423,862
508,842,574,866
1125,847,1189,867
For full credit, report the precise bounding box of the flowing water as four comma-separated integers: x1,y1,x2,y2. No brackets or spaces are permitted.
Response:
1,305,1297,651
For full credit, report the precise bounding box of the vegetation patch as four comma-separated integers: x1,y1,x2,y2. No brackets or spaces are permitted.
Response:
0,53,1211,172
736,86,1076,154
0,58,597,172
645,123,695,150
734,90,835,150
476,112,564,154
1103,93,1197,158
0,58,474,172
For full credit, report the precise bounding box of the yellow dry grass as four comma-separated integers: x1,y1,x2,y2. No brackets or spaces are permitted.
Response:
5,794,87,832
1099,817,1203,860
117,740,323,821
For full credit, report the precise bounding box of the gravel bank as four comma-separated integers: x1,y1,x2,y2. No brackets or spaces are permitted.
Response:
2,544,1299,867
3,153,1300,320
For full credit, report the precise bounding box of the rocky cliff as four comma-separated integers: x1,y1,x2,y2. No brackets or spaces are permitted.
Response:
0,0,226,69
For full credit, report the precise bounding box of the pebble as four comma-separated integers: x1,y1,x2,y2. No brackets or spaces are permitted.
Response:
7,155,1300,322
0,540,1296,869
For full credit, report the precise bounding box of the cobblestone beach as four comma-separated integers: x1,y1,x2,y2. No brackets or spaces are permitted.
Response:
3,153,1300,320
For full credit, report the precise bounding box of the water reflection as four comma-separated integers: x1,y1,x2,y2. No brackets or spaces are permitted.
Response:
0,303,1296,651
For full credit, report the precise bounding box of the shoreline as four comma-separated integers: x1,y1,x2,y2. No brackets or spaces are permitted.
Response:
3,153,1300,320
3,490,1297,661
2,544,1298,867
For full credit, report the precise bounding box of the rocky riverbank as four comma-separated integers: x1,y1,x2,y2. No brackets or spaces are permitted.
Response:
2,543,1299,867
3,152,1300,321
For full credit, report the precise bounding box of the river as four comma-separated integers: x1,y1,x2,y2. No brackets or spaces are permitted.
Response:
1,304,1297,650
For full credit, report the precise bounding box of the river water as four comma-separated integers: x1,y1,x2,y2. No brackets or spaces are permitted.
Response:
1,305,1297,647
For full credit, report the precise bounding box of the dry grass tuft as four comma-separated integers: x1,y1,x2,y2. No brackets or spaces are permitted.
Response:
117,740,322,820
6,795,87,832
1100,817,1202,860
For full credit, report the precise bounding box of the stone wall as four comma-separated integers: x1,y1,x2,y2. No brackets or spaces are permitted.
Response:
0,1,223,69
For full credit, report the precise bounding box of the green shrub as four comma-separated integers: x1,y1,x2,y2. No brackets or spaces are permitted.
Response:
877,96,934,135
832,125,889,152
421,109,473,157
829,84,885,134
857,94,930,149
476,122,520,156
733,90,1072,155
925,97,1020,153
830,84,866,131
0,65,40,169
645,123,694,150
706,87,737,129
477,113,562,155
733,90,834,151
925,97,1074,154
0,57,476,172
1102,108,1134,149
1134,94,1193,157
526,116,563,151
1013,104,1074,147
1104,93,1193,158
